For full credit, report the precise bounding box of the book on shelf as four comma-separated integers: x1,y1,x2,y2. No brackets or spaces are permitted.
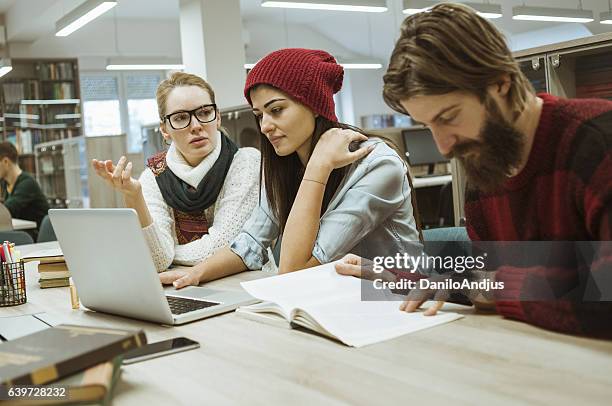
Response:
2,357,123,406
239,262,463,347
37,62,75,80
0,324,146,386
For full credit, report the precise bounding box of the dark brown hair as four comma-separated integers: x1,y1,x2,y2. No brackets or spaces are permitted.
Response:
383,2,534,119
0,142,18,163
255,92,423,241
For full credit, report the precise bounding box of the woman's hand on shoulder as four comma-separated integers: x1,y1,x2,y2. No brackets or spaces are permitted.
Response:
309,128,374,172
91,156,142,199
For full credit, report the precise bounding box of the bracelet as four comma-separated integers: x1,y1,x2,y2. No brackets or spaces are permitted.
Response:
302,178,327,186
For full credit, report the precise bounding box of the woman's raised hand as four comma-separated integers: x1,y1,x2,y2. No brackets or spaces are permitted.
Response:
91,156,141,199
309,128,374,172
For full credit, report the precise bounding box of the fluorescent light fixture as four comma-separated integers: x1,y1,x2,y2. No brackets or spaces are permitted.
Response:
245,61,381,69
464,2,502,19
106,57,184,71
402,0,435,15
0,58,12,78
601,11,612,24
106,64,185,70
261,0,387,13
56,0,117,37
22,99,80,105
512,6,594,23
341,63,382,69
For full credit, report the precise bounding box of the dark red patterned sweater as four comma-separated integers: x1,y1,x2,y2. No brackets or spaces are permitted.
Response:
465,93,612,337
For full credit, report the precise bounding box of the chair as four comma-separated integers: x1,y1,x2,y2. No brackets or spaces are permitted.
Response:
0,203,13,231
37,215,57,243
0,230,34,245
423,226,471,259
423,226,469,242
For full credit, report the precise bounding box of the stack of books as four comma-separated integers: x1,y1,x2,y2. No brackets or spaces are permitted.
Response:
22,248,70,289
1,324,147,405
38,257,70,288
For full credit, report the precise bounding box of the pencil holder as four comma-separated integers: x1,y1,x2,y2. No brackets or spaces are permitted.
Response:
0,261,27,307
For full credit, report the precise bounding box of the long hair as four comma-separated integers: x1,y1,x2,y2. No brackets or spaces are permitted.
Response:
258,115,424,241
383,2,534,120
259,116,348,234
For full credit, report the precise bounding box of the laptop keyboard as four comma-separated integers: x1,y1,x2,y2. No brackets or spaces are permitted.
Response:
166,296,220,315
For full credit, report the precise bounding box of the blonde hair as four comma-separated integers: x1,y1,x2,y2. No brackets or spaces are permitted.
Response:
383,2,534,119
156,72,217,120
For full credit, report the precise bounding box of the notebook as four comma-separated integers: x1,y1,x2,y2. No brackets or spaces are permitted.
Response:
239,262,463,347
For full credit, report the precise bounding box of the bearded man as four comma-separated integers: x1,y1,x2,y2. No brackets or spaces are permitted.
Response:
337,3,612,337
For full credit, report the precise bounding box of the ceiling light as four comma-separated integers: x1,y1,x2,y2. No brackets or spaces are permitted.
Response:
464,2,502,19
341,63,382,69
261,0,387,13
602,10,612,24
0,58,12,78
512,6,594,23
106,57,184,71
245,61,381,70
56,0,117,37
402,0,436,15
106,64,185,70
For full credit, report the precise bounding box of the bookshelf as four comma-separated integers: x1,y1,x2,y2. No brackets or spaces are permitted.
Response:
0,59,82,174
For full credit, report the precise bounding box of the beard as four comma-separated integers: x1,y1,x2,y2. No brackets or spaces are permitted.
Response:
446,96,525,193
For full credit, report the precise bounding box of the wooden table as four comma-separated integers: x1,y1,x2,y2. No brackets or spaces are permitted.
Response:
2,242,611,405
11,218,37,231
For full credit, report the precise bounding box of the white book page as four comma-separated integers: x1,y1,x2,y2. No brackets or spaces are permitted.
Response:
241,262,463,346
21,248,63,259
241,262,360,315
300,300,463,347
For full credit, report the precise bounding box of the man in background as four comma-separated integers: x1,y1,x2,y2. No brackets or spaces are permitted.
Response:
0,141,49,239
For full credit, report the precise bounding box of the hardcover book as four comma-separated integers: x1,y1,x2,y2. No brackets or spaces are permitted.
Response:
0,325,146,386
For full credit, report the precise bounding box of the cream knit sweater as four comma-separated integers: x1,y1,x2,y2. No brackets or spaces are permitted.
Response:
140,140,260,272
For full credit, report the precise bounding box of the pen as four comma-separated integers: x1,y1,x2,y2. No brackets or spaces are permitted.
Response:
69,277,79,309
2,242,11,263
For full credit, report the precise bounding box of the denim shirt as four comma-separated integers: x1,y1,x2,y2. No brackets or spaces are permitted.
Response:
229,139,420,270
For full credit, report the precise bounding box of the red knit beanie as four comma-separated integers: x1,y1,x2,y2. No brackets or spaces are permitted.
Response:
244,48,344,122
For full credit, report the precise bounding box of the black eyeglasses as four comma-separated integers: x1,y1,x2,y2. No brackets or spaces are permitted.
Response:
164,104,217,130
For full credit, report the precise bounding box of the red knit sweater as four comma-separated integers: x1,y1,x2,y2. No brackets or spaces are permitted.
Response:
465,93,612,337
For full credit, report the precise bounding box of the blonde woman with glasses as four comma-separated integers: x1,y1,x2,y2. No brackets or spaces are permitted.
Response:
92,72,260,272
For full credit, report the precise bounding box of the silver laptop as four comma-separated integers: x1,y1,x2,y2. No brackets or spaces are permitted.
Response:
49,208,256,325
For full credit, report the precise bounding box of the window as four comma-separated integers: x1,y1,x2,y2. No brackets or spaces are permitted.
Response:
80,72,163,152
125,74,161,152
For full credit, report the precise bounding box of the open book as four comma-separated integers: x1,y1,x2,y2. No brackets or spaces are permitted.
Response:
239,262,463,347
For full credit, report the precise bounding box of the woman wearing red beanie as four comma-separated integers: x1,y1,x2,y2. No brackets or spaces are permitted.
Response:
159,48,421,288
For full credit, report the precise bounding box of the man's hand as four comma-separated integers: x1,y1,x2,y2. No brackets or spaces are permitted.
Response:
400,270,497,316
